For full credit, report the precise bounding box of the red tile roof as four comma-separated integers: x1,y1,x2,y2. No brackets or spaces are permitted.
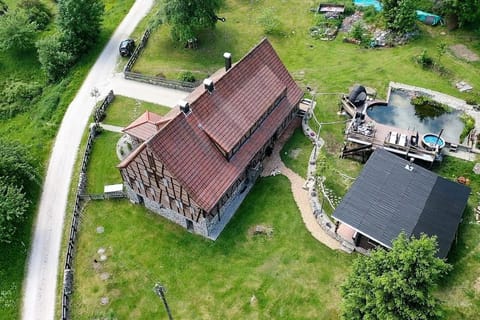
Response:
122,111,173,141
123,38,303,212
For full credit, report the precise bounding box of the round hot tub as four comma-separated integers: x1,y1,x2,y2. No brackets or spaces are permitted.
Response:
422,133,445,151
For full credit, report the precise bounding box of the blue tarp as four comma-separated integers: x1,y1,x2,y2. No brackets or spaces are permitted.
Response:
354,0,382,11
416,10,443,26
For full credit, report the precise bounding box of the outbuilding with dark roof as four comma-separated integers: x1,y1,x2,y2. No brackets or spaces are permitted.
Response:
333,149,470,258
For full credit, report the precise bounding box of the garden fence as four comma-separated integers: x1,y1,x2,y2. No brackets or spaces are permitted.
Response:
123,28,199,92
61,91,118,320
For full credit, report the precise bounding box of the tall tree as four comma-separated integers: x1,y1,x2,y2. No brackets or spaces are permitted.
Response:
0,178,29,243
381,0,417,33
57,0,104,55
341,233,451,320
163,0,223,43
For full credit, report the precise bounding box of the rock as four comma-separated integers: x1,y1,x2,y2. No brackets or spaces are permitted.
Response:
100,254,107,261
97,247,106,255
100,296,109,305
100,272,110,281
473,163,480,174
250,294,258,306
96,226,104,234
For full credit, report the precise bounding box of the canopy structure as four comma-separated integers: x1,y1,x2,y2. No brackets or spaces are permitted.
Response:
416,10,443,26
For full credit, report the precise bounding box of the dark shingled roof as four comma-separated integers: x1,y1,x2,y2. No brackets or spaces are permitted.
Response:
333,149,470,258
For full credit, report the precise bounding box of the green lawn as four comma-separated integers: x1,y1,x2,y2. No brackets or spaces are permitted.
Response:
433,157,480,319
86,132,123,194
66,0,480,318
280,128,314,179
72,176,353,319
102,95,171,127
0,1,135,319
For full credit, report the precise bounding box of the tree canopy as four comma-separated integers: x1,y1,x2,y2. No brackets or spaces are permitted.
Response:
0,179,29,243
341,233,451,320
0,140,37,243
0,9,37,52
163,0,223,43
381,0,417,34
57,0,104,55
436,0,480,28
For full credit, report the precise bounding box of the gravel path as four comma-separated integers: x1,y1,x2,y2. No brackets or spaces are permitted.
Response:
262,122,341,250
21,2,186,319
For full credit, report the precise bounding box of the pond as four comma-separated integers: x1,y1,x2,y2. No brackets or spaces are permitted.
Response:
354,0,382,11
366,90,464,143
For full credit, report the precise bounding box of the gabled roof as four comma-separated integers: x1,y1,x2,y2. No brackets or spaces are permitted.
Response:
333,149,470,258
122,111,174,141
121,38,303,212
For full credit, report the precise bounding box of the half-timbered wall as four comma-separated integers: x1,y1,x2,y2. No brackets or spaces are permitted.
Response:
121,101,299,239
121,147,210,235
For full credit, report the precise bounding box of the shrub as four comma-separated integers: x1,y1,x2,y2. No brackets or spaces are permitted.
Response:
19,0,51,30
350,21,365,41
258,7,282,35
416,49,433,68
36,34,74,82
0,80,42,119
0,178,29,243
0,9,37,52
178,71,196,83
460,113,475,141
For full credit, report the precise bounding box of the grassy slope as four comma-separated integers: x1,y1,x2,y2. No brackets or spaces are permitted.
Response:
72,177,352,319
0,1,135,319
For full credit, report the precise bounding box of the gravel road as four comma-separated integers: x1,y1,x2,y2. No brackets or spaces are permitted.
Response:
21,1,186,319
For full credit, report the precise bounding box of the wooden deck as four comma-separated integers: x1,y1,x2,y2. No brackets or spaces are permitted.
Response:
341,98,437,163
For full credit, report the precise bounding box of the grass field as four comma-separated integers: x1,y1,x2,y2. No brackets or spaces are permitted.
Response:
69,0,480,318
72,177,353,319
0,1,135,319
103,95,171,127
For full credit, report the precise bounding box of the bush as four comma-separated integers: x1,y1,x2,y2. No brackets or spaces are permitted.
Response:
0,79,42,119
36,34,74,82
0,9,37,52
416,49,434,68
178,71,196,83
0,179,29,243
258,7,282,35
358,5,379,24
460,113,475,141
19,0,51,30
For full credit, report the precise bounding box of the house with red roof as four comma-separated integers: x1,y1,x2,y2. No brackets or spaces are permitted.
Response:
118,38,303,239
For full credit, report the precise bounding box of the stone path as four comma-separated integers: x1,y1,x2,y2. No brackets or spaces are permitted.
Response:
262,121,341,250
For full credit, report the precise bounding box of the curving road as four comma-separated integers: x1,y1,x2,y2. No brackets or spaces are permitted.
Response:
21,1,186,319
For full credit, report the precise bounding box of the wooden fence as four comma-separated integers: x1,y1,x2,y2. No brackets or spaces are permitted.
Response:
61,92,121,320
94,90,115,123
123,28,199,92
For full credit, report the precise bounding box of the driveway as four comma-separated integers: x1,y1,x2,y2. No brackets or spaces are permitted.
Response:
21,1,186,319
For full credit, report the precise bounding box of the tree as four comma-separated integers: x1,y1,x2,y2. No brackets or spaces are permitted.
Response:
0,9,37,52
57,0,104,55
381,0,417,34
36,34,74,82
0,178,29,243
19,0,52,30
435,0,480,28
0,139,38,188
163,0,223,43
341,233,451,320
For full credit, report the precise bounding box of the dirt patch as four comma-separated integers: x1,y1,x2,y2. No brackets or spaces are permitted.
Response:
450,44,480,62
